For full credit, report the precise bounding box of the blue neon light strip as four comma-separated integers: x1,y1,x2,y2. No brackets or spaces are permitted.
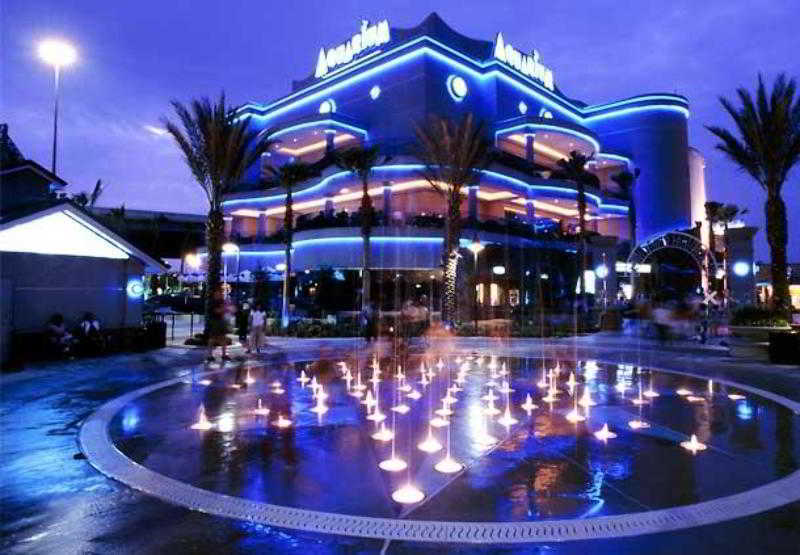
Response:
494,123,601,152
238,35,688,126
269,119,368,140
225,163,628,213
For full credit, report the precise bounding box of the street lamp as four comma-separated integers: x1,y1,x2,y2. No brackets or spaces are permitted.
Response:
38,39,77,174
467,236,485,335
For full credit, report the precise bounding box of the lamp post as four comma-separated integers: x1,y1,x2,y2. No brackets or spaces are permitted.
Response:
222,242,239,300
467,236,485,335
38,39,77,174
429,273,435,322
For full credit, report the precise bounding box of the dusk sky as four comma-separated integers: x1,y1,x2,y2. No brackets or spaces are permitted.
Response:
2,0,798,259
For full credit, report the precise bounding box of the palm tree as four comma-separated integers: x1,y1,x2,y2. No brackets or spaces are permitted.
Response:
704,201,723,256
264,162,313,328
163,93,274,339
335,145,391,311
706,74,800,312
610,169,640,245
72,179,105,208
415,113,489,325
552,150,597,297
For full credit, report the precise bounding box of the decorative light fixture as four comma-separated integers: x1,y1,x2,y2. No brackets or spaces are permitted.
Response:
446,74,468,101
518,101,528,114
595,264,609,279
318,99,336,114
492,265,506,275
733,261,750,277
369,85,381,99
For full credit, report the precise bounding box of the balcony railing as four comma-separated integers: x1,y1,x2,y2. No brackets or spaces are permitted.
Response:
229,209,580,245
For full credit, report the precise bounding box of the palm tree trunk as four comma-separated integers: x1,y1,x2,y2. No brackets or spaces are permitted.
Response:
766,191,790,312
204,208,224,340
577,184,587,298
282,189,293,329
442,189,462,326
282,241,291,328
361,178,371,312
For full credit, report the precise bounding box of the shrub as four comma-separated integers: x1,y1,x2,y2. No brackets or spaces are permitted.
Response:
731,305,789,327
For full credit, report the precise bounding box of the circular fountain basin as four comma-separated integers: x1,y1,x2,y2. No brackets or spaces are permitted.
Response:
80,355,800,543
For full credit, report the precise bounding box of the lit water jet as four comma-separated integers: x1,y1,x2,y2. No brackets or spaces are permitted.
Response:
272,413,292,428
362,389,376,408
418,426,443,453
498,380,514,394
243,368,255,385
297,370,310,386
687,395,705,403
578,386,596,408
497,403,518,427
521,394,538,413
593,423,617,441
190,404,214,430
391,483,424,504
379,456,407,472
565,407,585,423
481,389,498,402
676,387,692,396
430,416,449,428
615,381,628,394
434,419,463,474
680,434,707,454
628,419,650,429
391,403,410,414
728,393,746,400
252,398,270,416
310,387,328,415
372,421,394,441
217,412,235,432
407,389,422,400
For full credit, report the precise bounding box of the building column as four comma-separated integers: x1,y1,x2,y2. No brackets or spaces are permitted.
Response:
230,216,244,239
468,185,478,222
325,129,336,154
525,189,536,224
324,197,334,216
382,181,392,225
223,216,233,239
525,133,535,164
257,213,268,241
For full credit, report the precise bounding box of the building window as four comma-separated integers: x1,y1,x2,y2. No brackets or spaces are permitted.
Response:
446,75,468,102
490,283,501,306
476,283,484,304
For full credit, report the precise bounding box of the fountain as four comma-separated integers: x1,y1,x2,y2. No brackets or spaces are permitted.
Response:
391,483,425,504
310,386,328,415
244,368,255,385
407,388,422,400
578,386,596,408
482,394,501,416
594,423,617,441
435,398,454,417
418,425,443,453
434,416,463,474
190,404,214,430
680,434,707,454
297,369,310,386
272,413,292,428
498,380,514,394
521,394,538,414
372,421,394,441
252,398,270,416
362,389,376,408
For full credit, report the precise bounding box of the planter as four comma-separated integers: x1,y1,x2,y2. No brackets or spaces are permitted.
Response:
729,325,791,360
769,331,800,365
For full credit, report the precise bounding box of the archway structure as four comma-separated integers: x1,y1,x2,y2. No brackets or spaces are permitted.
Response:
627,231,718,294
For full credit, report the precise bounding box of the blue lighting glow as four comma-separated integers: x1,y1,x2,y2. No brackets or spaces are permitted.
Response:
270,119,368,140
369,85,381,99
318,99,336,114
494,123,601,153
237,35,688,127
224,163,628,214
736,402,754,421
733,261,750,277
446,74,468,101
126,278,144,298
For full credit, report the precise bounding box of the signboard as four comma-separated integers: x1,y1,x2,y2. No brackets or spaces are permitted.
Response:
493,32,555,91
315,19,390,78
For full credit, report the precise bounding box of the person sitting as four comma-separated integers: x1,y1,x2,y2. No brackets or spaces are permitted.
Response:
46,313,74,357
77,312,105,355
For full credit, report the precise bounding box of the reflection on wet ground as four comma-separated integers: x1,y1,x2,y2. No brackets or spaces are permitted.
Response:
110,356,800,523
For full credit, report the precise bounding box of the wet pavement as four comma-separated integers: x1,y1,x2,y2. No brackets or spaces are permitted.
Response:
2,335,800,554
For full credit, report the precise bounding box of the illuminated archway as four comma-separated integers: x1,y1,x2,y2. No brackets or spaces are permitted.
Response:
627,231,718,294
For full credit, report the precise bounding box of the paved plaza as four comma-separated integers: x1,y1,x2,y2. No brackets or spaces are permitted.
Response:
2,335,799,554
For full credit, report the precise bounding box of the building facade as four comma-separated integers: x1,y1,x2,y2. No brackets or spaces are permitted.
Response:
218,13,706,309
